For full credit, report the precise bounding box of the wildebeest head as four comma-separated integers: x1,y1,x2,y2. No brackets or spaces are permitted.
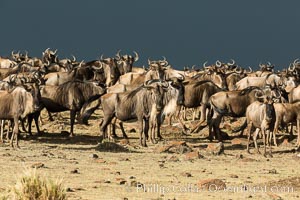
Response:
115,50,139,74
146,58,168,81
23,83,42,112
42,48,58,63
100,55,120,87
143,80,169,112
167,76,185,105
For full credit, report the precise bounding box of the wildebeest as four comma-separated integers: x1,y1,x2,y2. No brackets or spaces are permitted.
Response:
99,80,168,147
245,88,280,156
271,101,300,148
208,86,264,141
0,84,41,147
176,80,224,134
27,81,106,137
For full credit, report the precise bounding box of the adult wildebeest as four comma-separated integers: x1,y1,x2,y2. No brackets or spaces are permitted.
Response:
99,80,168,147
0,84,41,147
246,88,280,156
271,101,300,148
175,80,224,134
27,81,106,137
208,86,264,142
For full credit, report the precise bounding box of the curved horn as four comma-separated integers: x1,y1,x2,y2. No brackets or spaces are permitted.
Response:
100,54,104,61
162,56,167,62
259,62,263,68
45,48,50,52
293,58,300,64
148,58,151,65
53,49,58,54
215,60,221,67
11,50,14,57
247,66,253,73
178,73,185,81
133,51,139,62
234,66,242,73
288,63,295,71
116,50,121,60
228,59,235,66
71,55,76,62
203,61,208,68
267,61,272,66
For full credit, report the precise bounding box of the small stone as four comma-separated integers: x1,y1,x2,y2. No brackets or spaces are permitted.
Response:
180,172,192,177
115,171,121,175
129,176,136,179
231,138,248,145
119,180,127,185
89,154,99,159
268,169,277,174
168,155,179,162
95,159,106,163
169,141,186,146
206,142,224,155
31,162,44,169
184,151,203,160
104,180,111,183
66,187,74,192
230,174,238,178
70,169,79,174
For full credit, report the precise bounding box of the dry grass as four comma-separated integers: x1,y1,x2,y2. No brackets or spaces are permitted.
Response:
2,167,66,200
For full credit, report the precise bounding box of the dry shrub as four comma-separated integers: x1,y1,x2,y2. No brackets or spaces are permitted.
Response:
4,167,66,200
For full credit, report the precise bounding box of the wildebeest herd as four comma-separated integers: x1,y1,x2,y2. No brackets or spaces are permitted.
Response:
0,48,300,157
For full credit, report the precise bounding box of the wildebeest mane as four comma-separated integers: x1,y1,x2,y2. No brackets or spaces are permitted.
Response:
238,86,261,96
193,80,218,88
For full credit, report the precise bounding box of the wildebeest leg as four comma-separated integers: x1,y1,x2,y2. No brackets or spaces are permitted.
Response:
27,112,42,136
156,114,163,141
119,122,128,139
262,128,267,157
191,104,207,133
28,114,34,136
142,118,149,147
0,120,4,143
7,120,12,141
20,118,27,133
110,118,118,138
138,119,144,146
175,106,190,134
289,124,293,136
253,128,260,154
34,112,42,135
246,122,253,154
272,117,281,147
69,110,76,137
10,117,19,148
266,130,272,157
213,115,223,142
99,114,114,140
297,119,300,147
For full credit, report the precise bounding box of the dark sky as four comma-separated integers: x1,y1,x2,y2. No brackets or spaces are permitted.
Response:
0,0,299,70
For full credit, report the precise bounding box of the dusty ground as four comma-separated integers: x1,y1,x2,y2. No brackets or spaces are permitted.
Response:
0,109,300,200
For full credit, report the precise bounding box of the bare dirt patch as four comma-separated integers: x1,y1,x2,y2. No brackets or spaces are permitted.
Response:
0,109,299,199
